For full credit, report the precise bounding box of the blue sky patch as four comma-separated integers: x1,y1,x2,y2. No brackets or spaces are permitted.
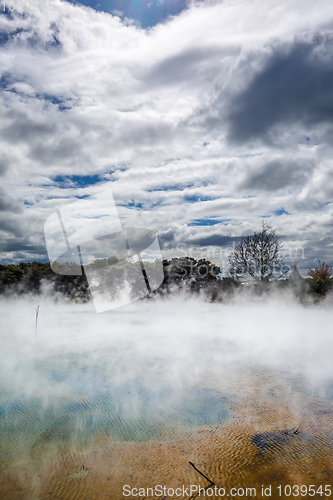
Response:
274,208,290,216
126,200,144,208
52,174,102,188
68,0,189,28
184,195,216,203
188,219,224,226
37,94,73,110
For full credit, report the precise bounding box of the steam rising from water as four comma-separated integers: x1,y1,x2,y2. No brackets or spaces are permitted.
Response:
1,295,333,497
2,295,333,391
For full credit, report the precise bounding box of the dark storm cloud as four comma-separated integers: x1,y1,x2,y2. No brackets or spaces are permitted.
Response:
241,158,314,191
0,217,24,238
158,228,175,244
0,240,45,255
189,234,239,247
227,37,333,143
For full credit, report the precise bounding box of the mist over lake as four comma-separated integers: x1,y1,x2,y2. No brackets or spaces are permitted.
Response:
1,295,333,499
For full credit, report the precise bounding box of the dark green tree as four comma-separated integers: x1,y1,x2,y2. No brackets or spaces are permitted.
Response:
307,261,333,296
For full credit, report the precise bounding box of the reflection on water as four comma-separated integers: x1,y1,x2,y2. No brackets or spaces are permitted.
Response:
1,298,333,499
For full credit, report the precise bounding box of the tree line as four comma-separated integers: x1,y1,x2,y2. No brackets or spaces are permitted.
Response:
0,224,331,302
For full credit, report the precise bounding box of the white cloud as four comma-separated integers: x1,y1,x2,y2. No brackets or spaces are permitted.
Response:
0,0,332,274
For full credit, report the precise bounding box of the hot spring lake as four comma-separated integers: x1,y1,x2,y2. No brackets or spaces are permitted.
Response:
1,296,333,499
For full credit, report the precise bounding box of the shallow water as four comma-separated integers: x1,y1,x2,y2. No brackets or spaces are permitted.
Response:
1,297,333,499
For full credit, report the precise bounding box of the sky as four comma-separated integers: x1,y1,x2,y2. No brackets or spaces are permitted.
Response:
0,0,332,275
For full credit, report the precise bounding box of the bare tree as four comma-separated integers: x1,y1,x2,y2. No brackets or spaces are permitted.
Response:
229,223,288,281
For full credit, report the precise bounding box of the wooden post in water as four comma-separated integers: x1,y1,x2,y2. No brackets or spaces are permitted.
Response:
35,305,40,336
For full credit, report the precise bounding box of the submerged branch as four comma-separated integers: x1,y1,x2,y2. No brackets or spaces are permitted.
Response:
188,461,223,499
189,461,215,485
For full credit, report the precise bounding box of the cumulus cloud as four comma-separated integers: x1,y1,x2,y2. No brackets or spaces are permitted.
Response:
0,0,332,274
0,187,23,214
239,158,315,192
227,36,333,145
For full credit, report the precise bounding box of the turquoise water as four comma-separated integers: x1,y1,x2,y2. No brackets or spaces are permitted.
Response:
1,297,333,465
0,299,239,458
0,358,232,447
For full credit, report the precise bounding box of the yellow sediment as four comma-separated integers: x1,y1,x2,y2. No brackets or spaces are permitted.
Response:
1,372,333,499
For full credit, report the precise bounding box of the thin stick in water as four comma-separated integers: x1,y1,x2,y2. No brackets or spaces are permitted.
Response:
35,305,40,335
189,462,215,486
188,461,224,499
